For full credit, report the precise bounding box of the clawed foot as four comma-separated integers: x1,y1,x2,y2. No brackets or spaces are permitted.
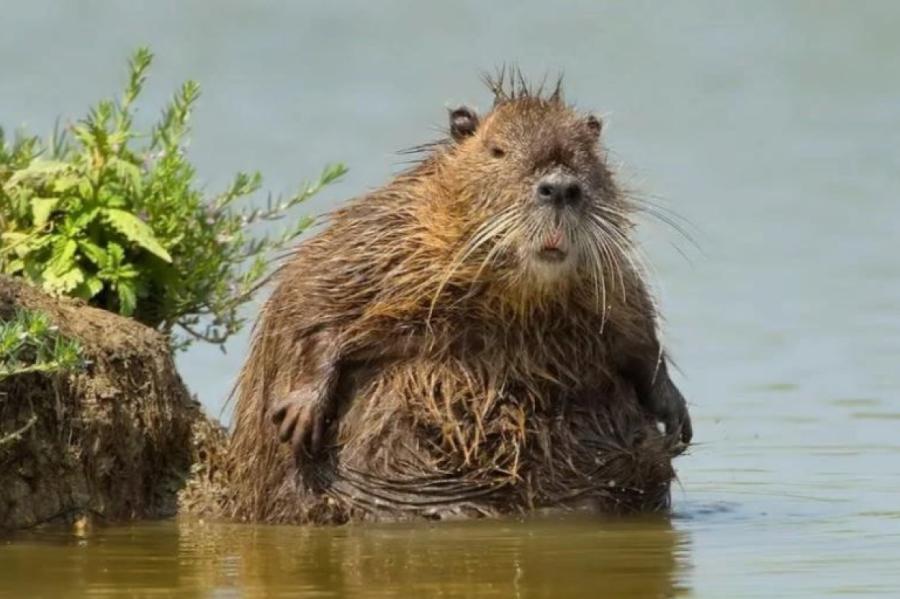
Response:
270,391,332,459
645,378,693,445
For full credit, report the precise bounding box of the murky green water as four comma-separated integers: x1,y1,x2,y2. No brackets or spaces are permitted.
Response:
2,1,899,597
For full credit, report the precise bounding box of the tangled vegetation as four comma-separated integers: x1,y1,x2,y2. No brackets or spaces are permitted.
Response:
0,308,85,449
0,309,84,380
0,48,346,350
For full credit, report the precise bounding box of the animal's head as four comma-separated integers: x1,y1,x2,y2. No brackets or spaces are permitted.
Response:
431,70,634,306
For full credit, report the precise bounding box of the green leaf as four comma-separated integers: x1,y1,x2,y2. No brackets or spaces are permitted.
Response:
2,229,53,258
122,48,153,113
61,207,99,236
47,238,77,276
87,276,104,296
78,177,94,198
32,197,59,227
73,276,104,300
99,191,127,208
116,280,137,315
53,174,89,194
320,162,348,185
70,123,94,149
77,240,107,266
3,258,24,275
43,265,85,294
23,258,43,281
105,242,125,266
1,232,29,247
117,262,139,280
108,157,143,194
4,160,71,188
101,208,172,262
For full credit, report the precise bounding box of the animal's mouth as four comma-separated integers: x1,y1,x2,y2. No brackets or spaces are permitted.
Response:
536,228,569,263
537,247,567,262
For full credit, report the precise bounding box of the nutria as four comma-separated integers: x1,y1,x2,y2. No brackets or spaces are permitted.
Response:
224,72,692,524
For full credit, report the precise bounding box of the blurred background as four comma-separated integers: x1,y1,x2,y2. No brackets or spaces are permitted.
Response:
2,1,899,596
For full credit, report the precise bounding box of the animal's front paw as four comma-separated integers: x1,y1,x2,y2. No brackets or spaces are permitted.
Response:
646,379,693,445
270,391,330,459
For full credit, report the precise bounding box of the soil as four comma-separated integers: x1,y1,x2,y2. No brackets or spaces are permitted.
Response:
0,276,223,531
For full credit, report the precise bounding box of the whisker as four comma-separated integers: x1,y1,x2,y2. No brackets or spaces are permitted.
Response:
618,196,703,256
629,192,700,230
428,206,520,321
588,212,664,311
581,227,608,328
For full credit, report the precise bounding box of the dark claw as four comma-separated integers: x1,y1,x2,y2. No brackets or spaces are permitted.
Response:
279,413,298,444
291,408,308,457
679,410,693,444
310,414,324,455
271,399,298,442
269,392,329,459
643,376,693,445
666,405,693,444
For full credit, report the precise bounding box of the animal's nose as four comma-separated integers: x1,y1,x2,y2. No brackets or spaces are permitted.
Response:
535,173,583,209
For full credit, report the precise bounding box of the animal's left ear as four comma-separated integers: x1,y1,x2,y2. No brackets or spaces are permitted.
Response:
449,106,479,142
586,114,603,137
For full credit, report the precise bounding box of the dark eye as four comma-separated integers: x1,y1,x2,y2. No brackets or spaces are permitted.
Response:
490,145,506,158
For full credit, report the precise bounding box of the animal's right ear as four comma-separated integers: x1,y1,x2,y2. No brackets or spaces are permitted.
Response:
449,106,479,142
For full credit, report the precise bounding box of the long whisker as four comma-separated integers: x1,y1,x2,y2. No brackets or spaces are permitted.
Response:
629,192,700,230
461,209,519,261
581,226,608,329
472,218,523,284
428,206,520,321
601,235,626,304
588,214,632,295
621,197,703,254
590,213,665,323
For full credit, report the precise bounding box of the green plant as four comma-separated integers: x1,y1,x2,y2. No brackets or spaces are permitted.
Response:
0,309,84,379
0,309,85,448
0,48,346,350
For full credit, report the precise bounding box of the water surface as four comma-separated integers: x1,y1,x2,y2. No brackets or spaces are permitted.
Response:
2,517,690,598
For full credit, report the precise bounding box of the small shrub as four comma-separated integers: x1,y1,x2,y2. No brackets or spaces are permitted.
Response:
0,48,346,350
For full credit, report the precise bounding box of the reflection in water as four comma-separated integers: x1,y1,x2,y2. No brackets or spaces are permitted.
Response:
0,517,691,598
181,516,692,597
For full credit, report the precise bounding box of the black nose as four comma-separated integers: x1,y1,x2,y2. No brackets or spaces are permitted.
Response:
536,173,583,209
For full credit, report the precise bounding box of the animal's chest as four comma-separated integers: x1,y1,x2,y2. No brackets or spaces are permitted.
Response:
337,318,627,478
466,320,612,383
400,320,616,402
348,313,617,416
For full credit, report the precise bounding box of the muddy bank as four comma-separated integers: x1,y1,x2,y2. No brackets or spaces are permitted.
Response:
0,276,221,531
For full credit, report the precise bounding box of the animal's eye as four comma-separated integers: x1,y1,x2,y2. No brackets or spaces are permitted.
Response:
490,145,506,158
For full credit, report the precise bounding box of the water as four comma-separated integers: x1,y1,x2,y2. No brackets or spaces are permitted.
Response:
2,517,690,598
2,1,899,596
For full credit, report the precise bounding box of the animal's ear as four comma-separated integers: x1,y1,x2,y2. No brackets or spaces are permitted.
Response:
586,114,603,137
449,106,479,142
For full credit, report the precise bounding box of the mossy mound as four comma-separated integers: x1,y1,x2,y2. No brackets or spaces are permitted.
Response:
0,276,221,531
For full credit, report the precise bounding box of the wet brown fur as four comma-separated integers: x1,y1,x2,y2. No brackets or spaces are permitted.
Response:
222,72,686,524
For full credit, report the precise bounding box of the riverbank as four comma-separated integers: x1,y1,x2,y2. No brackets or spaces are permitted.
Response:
0,276,221,530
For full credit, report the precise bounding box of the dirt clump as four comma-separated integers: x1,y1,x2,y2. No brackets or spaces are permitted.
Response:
0,275,220,531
